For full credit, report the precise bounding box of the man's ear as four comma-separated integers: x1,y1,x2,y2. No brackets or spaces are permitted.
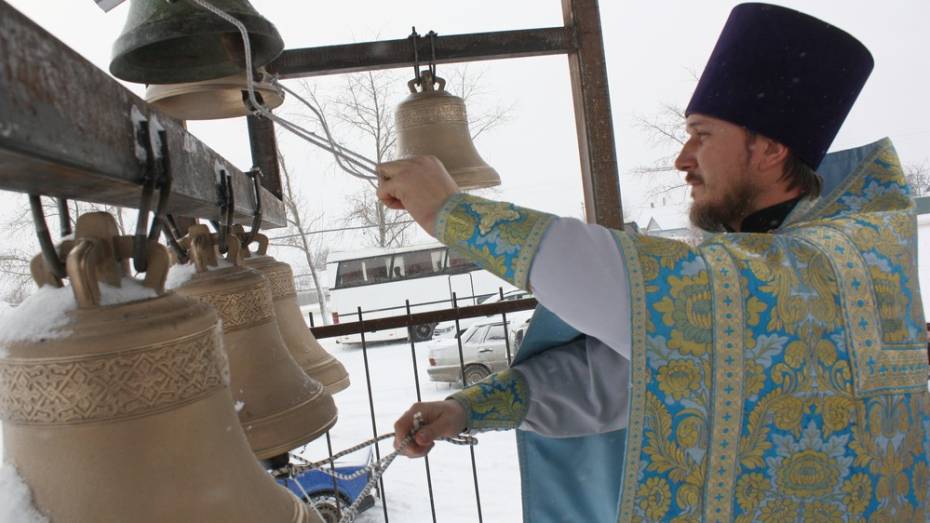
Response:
752,135,790,172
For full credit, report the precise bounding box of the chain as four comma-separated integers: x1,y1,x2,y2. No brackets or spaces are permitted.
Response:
276,413,477,523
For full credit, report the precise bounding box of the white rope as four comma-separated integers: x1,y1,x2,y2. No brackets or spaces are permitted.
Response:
187,0,379,181
278,413,478,523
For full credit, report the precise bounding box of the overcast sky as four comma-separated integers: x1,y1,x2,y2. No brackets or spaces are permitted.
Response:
5,0,930,253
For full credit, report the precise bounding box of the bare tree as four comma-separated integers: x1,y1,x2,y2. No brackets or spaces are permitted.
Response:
630,103,689,196
0,197,131,304
445,64,514,141
295,65,512,249
905,162,930,196
272,152,333,325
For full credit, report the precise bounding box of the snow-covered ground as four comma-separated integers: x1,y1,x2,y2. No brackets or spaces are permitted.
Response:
296,337,523,522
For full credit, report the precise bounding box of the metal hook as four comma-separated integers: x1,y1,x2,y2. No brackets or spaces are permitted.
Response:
147,129,172,242
56,198,72,238
426,30,438,80
161,214,189,264
242,167,263,247
132,120,160,272
30,194,66,280
214,168,234,254
409,27,421,84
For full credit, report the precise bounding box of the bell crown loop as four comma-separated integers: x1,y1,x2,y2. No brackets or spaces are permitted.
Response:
408,70,446,94
30,213,170,309
182,223,242,272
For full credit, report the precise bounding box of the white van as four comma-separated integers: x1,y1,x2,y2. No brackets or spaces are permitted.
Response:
326,242,515,343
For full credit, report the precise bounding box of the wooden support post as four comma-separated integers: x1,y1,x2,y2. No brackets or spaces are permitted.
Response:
247,115,283,200
563,0,623,229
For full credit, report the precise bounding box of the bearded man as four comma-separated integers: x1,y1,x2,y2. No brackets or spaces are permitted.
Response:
380,4,930,522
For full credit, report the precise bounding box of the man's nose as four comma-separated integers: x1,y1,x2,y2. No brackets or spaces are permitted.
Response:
674,142,697,173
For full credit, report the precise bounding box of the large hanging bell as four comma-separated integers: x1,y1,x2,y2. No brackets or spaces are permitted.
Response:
0,213,320,522
236,229,350,394
172,225,337,459
110,0,284,84
146,70,284,120
395,70,501,189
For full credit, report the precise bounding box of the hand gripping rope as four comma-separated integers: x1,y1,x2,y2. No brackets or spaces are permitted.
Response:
274,413,478,523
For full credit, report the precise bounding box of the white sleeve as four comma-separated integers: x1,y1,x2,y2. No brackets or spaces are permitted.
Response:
516,336,630,437
528,217,632,359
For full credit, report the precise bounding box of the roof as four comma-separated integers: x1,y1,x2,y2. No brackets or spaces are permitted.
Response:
326,241,446,264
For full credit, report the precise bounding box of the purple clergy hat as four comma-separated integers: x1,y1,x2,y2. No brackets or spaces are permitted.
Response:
686,3,874,169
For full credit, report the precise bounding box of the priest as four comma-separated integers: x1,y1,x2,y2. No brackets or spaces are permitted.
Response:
382,4,930,521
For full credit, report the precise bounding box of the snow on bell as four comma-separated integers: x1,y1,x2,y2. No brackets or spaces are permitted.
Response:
235,228,350,394
146,70,284,120
395,70,501,190
110,0,284,84
0,212,320,522
172,225,337,459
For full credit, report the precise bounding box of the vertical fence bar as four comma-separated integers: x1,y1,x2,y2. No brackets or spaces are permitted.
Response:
406,300,439,523
324,431,342,521
452,293,485,523
498,287,514,365
308,311,315,328
358,307,390,522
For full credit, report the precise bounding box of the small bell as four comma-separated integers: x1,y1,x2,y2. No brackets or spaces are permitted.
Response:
236,228,350,394
0,213,320,522
146,70,285,120
395,70,501,189
110,0,284,84
173,225,337,459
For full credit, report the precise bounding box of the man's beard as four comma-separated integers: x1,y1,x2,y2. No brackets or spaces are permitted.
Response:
688,173,758,232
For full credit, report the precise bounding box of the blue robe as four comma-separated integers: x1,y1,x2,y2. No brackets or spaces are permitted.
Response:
442,138,930,522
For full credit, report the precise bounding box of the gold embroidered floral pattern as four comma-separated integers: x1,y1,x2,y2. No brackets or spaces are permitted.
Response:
656,360,702,400
434,193,555,288
638,477,672,520
450,369,529,431
617,138,930,523
653,272,712,357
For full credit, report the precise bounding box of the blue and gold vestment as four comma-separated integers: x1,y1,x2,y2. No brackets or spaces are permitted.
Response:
442,138,930,522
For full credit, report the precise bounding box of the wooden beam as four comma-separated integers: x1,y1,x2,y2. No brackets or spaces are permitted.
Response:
268,27,575,79
0,1,285,227
563,0,623,229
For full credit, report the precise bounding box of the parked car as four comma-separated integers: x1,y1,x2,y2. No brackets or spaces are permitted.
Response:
428,316,528,386
275,451,376,523
431,289,534,341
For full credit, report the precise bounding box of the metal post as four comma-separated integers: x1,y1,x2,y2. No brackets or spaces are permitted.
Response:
452,293,484,523
563,0,623,229
358,307,389,522
499,288,514,365
324,431,342,521
406,300,439,523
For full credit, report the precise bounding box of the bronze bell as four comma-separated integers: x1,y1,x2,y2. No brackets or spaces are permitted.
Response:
173,225,337,459
0,213,320,522
235,228,350,394
110,0,284,84
146,70,285,120
395,70,501,189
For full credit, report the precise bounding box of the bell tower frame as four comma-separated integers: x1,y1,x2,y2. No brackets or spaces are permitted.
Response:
0,0,622,229
255,0,624,229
